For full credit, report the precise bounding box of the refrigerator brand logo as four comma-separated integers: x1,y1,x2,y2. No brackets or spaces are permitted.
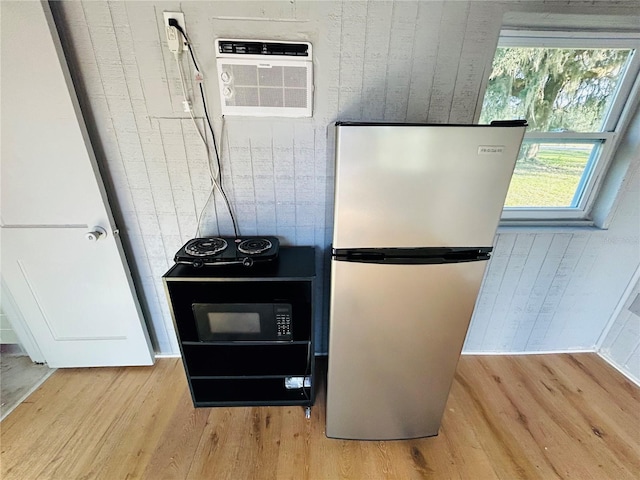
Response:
478,145,505,155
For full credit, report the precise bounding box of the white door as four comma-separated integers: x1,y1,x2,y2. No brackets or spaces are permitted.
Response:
0,1,154,367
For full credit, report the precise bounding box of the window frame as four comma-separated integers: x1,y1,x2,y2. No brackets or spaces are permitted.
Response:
481,30,640,223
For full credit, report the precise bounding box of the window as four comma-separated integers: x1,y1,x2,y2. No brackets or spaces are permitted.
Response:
479,31,640,222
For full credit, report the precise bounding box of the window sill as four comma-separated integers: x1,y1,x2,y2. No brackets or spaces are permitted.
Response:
496,219,604,234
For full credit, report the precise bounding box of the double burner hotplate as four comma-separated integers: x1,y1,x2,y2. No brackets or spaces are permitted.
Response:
175,236,279,268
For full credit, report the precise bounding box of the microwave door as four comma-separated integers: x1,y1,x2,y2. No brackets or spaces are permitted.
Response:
192,303,292,342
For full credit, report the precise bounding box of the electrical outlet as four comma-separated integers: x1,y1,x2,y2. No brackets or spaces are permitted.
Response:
163,12,187,51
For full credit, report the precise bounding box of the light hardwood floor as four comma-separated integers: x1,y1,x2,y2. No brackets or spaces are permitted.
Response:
1,354,638,479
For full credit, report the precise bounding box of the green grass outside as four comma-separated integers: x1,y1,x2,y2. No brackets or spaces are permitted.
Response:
504,145,593,208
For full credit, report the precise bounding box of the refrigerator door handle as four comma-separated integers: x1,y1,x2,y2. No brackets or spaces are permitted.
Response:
332,247,492,264
339,251,387,262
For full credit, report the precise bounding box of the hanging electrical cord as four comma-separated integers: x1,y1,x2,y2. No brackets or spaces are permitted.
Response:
174,54,218,237
170,20,239,238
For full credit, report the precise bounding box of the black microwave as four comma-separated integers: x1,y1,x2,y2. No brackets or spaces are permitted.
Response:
193,303,293,342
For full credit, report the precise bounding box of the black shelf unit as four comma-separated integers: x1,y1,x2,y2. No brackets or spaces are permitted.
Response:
163,246,316,408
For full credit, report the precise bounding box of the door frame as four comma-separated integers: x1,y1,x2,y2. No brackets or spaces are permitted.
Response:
0,279,46,363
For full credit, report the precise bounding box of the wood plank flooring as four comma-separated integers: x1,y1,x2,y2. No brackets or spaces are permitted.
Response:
1,354,638,479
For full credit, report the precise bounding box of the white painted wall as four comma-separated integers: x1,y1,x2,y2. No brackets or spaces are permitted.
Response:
49,0,640,356
465,164,639,352
598,269,640,385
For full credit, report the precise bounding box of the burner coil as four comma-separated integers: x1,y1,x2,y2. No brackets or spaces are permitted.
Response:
185,237,228,257
237,238,272,255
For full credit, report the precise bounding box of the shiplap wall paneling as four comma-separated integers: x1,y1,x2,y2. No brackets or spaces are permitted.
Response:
337,1,367,120
483,233,528,351
465,233,579,353
360,2,393,121
384,1,420,122
406,1,442,122
465,233,518,352
531,233,592,350
465,220,639,354
502,234,554,351
449,2,502,124
489,233,545,351
600,273,640,384
427,1,468,123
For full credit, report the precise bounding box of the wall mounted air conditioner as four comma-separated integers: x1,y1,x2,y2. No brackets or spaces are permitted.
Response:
215,39,313,117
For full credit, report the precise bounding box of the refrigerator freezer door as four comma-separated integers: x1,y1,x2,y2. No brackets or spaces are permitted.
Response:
326,258,487,440
332,125,525,249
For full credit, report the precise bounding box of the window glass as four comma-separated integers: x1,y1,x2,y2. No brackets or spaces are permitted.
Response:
480,47,632,133
505,141,599,208
480,39,637,217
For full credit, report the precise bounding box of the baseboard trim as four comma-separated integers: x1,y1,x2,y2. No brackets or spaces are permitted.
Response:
461,349,596,356
154,353,181,359
597,351,640,388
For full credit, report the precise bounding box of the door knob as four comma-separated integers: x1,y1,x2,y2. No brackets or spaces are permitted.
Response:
86,226,107,242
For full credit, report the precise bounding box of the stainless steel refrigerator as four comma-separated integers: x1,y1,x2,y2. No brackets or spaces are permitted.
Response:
326,121,526,440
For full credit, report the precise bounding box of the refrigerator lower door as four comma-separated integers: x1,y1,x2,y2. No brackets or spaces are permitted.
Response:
326,258,487,440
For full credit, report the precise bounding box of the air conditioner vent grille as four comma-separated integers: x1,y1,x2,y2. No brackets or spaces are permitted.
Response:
221,64,308,109
231,64,258,86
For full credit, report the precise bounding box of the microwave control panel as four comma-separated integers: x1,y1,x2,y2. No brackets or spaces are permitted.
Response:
275,304,292,339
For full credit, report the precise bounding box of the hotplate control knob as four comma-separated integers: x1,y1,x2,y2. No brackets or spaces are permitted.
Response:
242,257,253,267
